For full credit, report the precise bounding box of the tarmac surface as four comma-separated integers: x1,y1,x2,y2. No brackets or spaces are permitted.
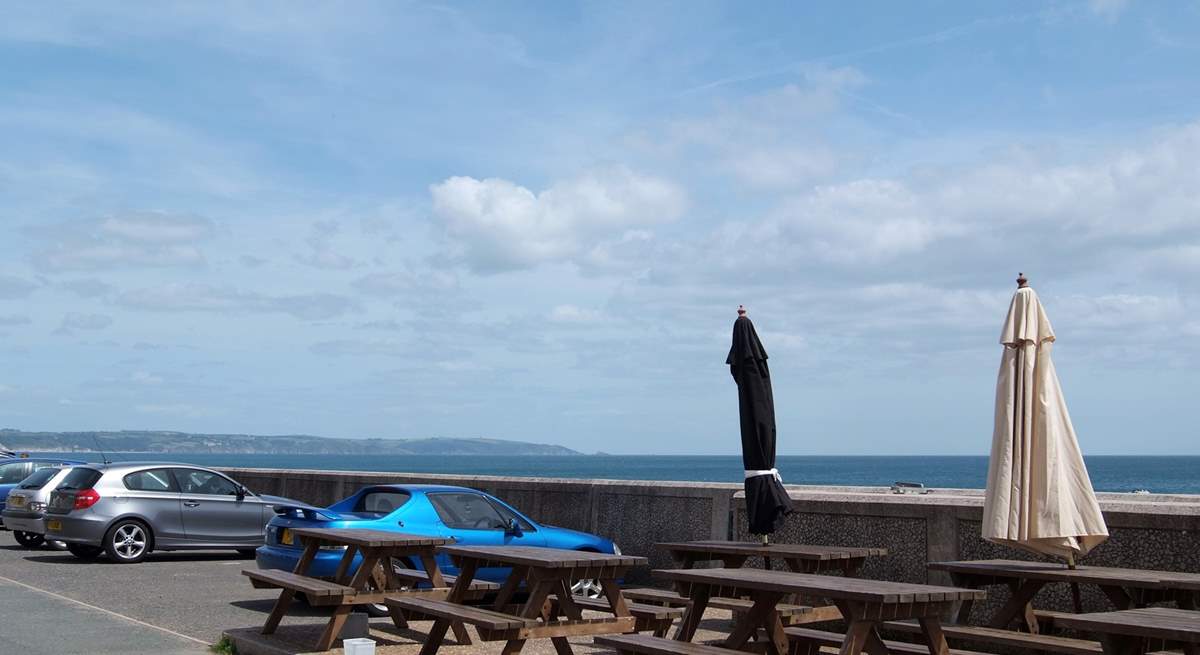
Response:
0,531,739,655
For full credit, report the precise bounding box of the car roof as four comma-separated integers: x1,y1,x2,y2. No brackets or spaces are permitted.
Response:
361,483,488,494
73,461,222,473
1,457,88,465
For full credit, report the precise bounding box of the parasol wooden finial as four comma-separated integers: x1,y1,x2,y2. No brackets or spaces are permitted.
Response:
1016,272,1029,288
737,305,747,317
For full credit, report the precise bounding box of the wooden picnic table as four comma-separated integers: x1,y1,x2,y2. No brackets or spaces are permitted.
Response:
626,540,887,628
657,567,986,655
1054,607,1200,655
657,540,888,575
389,544,648,655
928,559,1200,632
242,528,452,651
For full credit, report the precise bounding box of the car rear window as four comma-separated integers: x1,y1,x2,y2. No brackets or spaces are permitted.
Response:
18,467,61,490
352,490,411,517
56,467,103,491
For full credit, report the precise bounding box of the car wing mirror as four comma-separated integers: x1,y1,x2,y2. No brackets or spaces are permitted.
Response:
505,518,523,536
236,485,246,500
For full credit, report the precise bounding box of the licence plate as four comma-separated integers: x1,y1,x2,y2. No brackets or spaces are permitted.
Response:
280,528,293,545
46,519,62,532
8,496,24,508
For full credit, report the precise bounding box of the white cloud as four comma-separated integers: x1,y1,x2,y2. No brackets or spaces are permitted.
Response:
430,167,686,272
117,283,358,320
30,211,216,271
549,304,604,324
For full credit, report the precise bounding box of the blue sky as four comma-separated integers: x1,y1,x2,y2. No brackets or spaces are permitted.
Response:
1,1,1198,455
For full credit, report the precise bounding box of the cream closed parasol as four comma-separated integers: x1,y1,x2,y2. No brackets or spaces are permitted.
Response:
982,274,1108,563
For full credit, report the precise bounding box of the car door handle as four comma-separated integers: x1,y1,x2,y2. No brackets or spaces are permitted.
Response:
183,500,200,507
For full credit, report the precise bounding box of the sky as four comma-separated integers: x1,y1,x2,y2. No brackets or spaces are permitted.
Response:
1,1,1198,456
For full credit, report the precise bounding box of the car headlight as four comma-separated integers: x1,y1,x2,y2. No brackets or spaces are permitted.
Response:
612,543,622,556
30,502,46,512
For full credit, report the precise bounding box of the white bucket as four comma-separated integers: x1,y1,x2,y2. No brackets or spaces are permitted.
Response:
343,637,376,655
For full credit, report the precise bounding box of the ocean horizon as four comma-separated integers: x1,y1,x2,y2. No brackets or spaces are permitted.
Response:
28,452,1200,495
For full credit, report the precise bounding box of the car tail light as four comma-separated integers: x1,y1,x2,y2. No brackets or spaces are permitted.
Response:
73,489,101,510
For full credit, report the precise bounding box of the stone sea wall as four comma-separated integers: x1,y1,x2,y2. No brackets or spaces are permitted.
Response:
219,467,1200,594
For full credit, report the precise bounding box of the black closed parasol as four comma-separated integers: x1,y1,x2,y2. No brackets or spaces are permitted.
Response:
727,305,792,538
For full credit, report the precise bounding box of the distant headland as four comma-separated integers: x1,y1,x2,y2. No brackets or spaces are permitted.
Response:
0,428,581,456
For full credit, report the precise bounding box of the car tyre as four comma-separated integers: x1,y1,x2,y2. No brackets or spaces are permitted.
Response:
103,519,152,564
13,531,46,548
66,543,104,560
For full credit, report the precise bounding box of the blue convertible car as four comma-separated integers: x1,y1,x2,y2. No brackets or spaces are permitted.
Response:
256,484,619,603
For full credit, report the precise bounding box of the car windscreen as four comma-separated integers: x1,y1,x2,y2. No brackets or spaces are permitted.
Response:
349,490,411,517
55,467,103,491
0,461,31,485
18,467,62,490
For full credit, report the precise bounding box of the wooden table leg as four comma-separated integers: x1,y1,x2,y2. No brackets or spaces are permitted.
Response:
725,590,785,653
989,580,1045,632
261,588,295,635
599,578,631,618
919,617,950,655
441,558,478,645
839,620,874,655
506,577,558,655
674,584,711,641
315,605,354,651
262,540,320,635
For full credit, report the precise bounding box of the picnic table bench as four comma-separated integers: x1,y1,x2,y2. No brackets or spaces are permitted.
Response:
928,560,1200,632
1054,608,1200,655
388,545,646,655
242,528,454,651
656,566,985,655
622,540,885,629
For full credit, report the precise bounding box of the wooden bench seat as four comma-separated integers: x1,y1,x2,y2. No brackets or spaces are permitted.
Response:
883,620,1103,655
562,596,684,637
785,626,988,655
622,587,815,618
596,634,746,655
242,569,355,605
392,568,502,592
388,596,636,641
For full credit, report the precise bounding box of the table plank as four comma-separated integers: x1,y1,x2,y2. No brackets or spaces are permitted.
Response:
290,527,452,548
657,540,887,561
1055,608,1200,643
441,545,647,569
655,568,984,604
930,560,1172,589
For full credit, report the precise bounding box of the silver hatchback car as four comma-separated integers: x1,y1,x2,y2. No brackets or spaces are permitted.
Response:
2,465,75,548
45,462,298,563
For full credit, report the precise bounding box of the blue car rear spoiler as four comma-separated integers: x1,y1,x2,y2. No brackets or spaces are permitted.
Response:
269,501,342,521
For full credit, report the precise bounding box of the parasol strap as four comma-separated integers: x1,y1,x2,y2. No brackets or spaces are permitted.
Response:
744,468,783,484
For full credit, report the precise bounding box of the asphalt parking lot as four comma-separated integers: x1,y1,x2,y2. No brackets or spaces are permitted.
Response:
0,531,740,655
0,531,310,653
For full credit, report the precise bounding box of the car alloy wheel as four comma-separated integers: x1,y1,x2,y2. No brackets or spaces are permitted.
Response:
571,578,604,598
104,520,151,563
13,531,46,548
365,557,413,617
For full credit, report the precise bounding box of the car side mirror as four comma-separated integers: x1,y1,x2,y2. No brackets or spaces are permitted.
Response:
505,518,523,536
236,485,246,500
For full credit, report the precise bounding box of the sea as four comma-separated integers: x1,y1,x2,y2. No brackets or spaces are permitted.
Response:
27,453,1200,495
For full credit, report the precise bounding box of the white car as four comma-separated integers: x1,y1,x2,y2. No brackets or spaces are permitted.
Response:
2,465,75,548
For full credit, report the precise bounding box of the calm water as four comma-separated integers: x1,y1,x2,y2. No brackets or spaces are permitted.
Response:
31,453,1200,494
